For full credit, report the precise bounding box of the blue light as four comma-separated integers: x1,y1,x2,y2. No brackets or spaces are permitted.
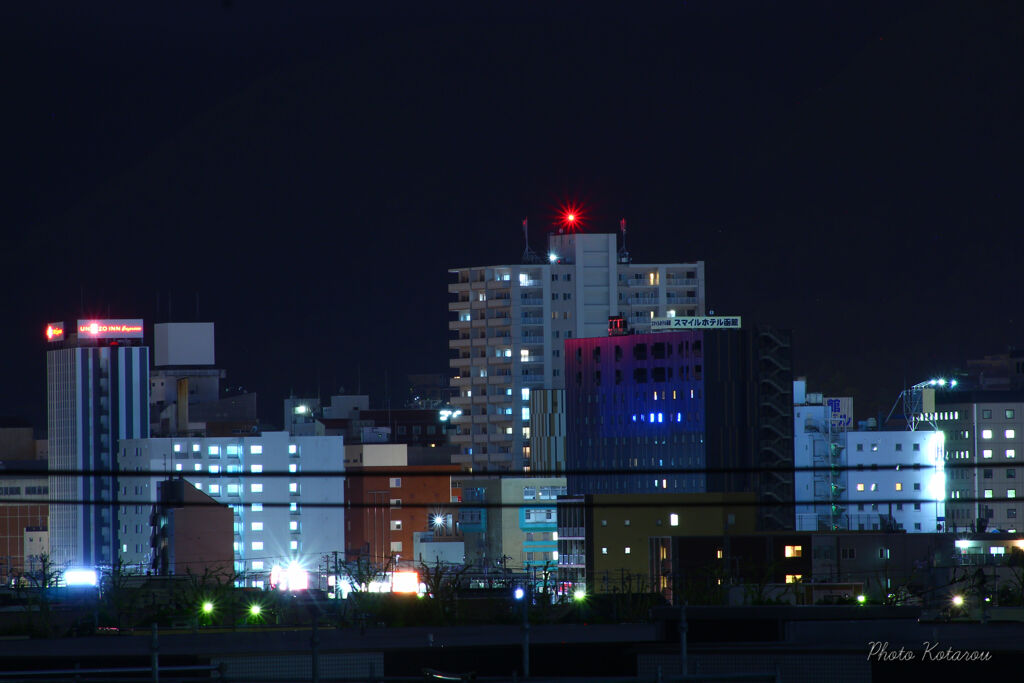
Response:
632,414,637,422
514,587,525,600
649,413,655,423
657,412,663,423
676,412,682,422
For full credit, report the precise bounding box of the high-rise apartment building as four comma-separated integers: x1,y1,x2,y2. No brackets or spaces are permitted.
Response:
448,232,705,471
46,319,150,570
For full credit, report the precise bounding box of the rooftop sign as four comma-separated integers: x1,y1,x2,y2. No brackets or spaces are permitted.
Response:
76,319,144,339
651,316,742,331
45,322,65,342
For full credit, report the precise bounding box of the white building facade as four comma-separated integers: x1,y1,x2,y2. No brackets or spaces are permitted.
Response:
449,232,705,471
48,338,150,570
117,432,344,585
794,380,945,533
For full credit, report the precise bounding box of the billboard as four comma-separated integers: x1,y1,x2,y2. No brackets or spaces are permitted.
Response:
651,316,742,331
825,397,853,432
44,322,65,342
76,319,144,340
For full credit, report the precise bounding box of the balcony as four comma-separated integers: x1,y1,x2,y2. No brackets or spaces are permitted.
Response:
627,297,659,306
520,297,543,306
489,413,513,423
450,376,472,387
487,298,512,309
449,357,472,369
519,279,542,288
450,338,473,349
521,335,544,344
487,317,511,328
448,281,471,294
449,320,471,331
520,355,543,363
488,374,514,385
448,300,471,312
665,296,698,305
521,373,544,384
665,278,699,287
624,279,658,288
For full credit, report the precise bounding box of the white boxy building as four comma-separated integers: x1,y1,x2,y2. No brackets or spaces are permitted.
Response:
117,432,344,586
794,380,945,533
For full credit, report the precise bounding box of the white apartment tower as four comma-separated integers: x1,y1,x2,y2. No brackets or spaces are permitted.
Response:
47,319,150,570
448,231,705,471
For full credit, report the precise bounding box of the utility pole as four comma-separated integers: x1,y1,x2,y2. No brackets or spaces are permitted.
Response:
521,585,530,679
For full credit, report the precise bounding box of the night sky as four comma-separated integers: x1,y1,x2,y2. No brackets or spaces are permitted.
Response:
2,2,1022,433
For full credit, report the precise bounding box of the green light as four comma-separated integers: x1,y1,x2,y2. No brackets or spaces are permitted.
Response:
249,604,261,616
573,589,586,602
202,601,214,614
856,594,866,604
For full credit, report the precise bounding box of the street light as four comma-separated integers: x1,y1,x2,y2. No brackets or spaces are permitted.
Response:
514,587,525,601
573,589,586,602
952,594,964,607
856,594,866,605
202,601,214,615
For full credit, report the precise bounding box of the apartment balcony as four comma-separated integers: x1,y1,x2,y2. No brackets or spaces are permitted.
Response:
665,278,699,287
624,280,658,288
448,281,471,294
471,318,487,329
450,376,472,387
520,317,544,326
521,373,544,384
487,298,512,309
487,317,511,328
449,320,471,331
489,280,511,290
448,300,471,312
665,296,698,305
449,357,472,369
450,395,472,408
470,280,488,290
520,355,543,363
471,394,491,405
450,433,473,444
627,297,659,305
471,414,490,424
489,413,513,423
521,335,544,344
520,297,543,307
489,432,514,443
489,354,512,365
488,374,514,385
450,338,473,350
520,278,542,288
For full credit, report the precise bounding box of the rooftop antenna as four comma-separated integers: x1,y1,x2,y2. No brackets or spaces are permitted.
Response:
521,218,543,264
618,218,631,263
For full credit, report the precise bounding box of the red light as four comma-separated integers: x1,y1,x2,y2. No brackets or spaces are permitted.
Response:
556,202,586,232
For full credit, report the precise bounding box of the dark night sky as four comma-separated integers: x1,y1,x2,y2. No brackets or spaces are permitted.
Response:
2,2,1023,433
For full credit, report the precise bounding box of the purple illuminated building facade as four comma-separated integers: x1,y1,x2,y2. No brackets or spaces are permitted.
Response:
564,326,795,529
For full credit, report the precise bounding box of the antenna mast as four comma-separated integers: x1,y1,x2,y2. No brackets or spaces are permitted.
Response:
521,218,543,263
618,218,631,263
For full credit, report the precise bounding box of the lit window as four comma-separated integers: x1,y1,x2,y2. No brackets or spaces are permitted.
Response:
984,450,993,458
194,463,202,471
521,388,530,401
290,521,298,531
601,547,608,555
290,482,298,493
984,489,994,499
251,464,263,473
227,484,240,494
209,484,220,495
194,482,202,490
251,541,263,551
895,483,902,491
175,463,183,472
983,430,993,439
209,465,220,474
252,561,264,570
173,444,182,453
252,503,263,511
870,483,877,491
784,545,803,558
289,464,298,473
208,445,220,456
624,547,631,554
251,522,263,531
1008,430,1017,439
251,483,263,493
288,444,297,454
522,407,530,420
669,513,679,527
290,541,298,550
785,575,803,584
192,444,200,452
716,549,723,559
871,444,878,452
250,445,263,454
1009,450,1017,459
1010,490,1017,499
856,483,864,491
290,502,298,512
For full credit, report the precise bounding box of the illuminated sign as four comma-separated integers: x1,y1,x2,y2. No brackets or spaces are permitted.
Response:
76,319,144,339
651,316,742,331
391,571,420,594
45,322,65,342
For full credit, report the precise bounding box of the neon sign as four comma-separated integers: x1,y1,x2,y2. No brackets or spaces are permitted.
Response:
45,322,65,342
76,319,144,339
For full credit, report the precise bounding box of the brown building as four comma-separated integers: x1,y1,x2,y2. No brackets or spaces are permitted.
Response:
0,460,48,581
343,444,461,568
153,479,233,576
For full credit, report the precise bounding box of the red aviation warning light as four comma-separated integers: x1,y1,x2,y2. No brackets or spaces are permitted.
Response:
556,202,586,233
